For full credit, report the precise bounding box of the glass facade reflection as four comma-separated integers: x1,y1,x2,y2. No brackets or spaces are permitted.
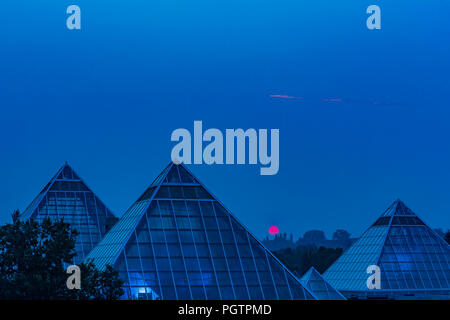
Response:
300,267,346,300
19,164,116,264
324,199,450,299
87,163,316,300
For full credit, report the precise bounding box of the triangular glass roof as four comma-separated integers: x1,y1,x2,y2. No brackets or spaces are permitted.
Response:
380,198,416,217
323,200,450,295
19,163,116,264
301,267,346,300
86,162,316,300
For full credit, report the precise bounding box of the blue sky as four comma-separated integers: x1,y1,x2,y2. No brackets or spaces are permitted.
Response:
1,0,450,239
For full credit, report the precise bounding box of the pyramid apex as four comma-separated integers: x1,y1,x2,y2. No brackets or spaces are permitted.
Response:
310,266,319,273
393,198,403,209
170,159,190,169
62,160,72,169
301,267,317,281
307,266,319,274
379,198,415,217
392,199,415,216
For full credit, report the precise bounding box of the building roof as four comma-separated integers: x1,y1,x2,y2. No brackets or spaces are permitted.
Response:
86,162,317,300
19,163,116,263
323,199,450,293
301,267,346,300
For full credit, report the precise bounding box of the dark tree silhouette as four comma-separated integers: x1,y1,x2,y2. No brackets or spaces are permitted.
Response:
11,209,20,223
0,218,123,300
302,230,326,243
274,245,343,276
332,229,351,241
445,231,450,245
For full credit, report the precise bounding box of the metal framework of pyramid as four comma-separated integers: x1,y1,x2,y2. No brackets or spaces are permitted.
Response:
323,199,450,299
301,267,346,300
18,163,117,264
86,162,316,300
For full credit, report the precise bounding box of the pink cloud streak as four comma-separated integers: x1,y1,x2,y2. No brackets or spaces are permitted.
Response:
269,94,303,100
270,94,398,106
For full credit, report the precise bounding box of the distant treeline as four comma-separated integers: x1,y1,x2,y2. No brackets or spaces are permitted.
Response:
273,245,343,277
262,229,357,252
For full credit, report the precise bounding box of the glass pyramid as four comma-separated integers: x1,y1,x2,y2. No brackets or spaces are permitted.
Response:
86,162,316,300
300,267,346,300
18,163,117,264
323,199,450,299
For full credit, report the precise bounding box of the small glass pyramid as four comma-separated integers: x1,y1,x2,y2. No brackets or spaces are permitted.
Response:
301,267,346,300
19,163,116,264
323,199,450,299
87,162,316,300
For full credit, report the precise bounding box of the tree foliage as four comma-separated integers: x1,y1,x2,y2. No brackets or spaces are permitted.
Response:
0,218,123,300
332,229,351,241
274,245,343,276
445,231,450,245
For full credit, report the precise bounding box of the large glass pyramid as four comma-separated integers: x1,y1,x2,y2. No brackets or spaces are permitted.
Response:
300,267,346,300
18,163,117,264
86,162,316,300
323,199,450,299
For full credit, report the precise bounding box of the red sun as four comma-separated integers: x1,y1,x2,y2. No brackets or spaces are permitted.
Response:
268,226,279,235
